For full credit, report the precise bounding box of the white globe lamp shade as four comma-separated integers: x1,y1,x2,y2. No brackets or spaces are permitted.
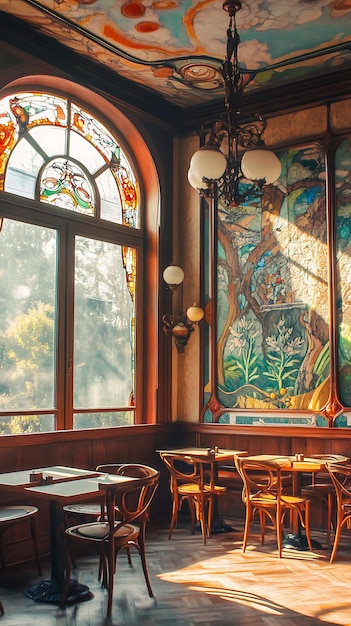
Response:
187,168,206,191
186,302,204,323
241,148,281,184
190,145,227,181
163,265,184,287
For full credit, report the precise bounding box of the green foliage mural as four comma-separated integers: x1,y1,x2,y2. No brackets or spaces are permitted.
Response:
216,144,331,414
336,138,351,408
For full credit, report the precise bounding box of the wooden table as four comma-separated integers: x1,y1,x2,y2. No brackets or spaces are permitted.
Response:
157,447,247,533
0,466,136,605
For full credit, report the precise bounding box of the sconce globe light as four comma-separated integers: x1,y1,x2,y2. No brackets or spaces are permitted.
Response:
187,0,281,207
186,302,205,323
162,266,204,353
163,264,184,289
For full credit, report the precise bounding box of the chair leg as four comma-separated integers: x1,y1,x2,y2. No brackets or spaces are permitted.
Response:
207,496,213,538
0,600,3,616
136,529,154,597
326,493,333,546
196,498,207,545
276,508,283,558
242,505,251,553
259,510,266,545
168,497,179,540
188,499,197,535
304,503,313,551
59,540,73,609
106,541,115,618
330,516,343,563
0,536,5,570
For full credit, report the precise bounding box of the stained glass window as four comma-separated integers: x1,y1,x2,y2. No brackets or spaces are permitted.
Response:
0,91,140,433
0,92,139,227
336,137,351,414
204,143,332,426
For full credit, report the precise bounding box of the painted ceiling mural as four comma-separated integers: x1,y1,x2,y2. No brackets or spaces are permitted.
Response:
1,0,351,108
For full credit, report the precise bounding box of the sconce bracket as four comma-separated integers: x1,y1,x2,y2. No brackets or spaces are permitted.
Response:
162,313,195,353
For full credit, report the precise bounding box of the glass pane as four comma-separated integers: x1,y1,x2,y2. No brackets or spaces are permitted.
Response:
73,236,135,416
70,130,105,173
96,170,122,223
29,126,66,158
0,414,55,434
5,137,43,198
71,102,118,163
40,158,95,214
73,410,134,429
0,219,57,422
0,92,67,193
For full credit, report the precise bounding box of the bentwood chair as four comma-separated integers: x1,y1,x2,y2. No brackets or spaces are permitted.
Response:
63,464,155,571
235,457,312,557
301,454,347,546
159,452,226,545
326,462,351,563
60,465,159,618
63,463,153,526
0,505,41,575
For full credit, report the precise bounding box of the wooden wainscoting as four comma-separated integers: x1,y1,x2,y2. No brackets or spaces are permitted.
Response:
174,421,351,521
2,420,351,567
0,424,177,567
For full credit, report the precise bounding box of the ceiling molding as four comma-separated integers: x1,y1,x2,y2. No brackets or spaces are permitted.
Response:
1,10,351,138
0,10,181,128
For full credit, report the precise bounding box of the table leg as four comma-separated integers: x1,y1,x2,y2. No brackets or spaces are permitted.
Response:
210,461,236,534
282,471,322,551
25,501,92,605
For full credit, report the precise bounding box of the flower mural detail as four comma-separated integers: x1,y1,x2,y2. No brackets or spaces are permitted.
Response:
227,316,260,385
264,317,305,393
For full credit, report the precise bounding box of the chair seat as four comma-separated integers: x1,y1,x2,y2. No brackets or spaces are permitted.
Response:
0,505,41,578
302,483,334,494
281,494,310,505
63,504,102,516
250,493,306,506
0,505,38,522
217,468,292,490
73,521,137,540
178,483,226,496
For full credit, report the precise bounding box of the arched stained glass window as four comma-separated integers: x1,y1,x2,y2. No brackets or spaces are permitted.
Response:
0,90,142,433
0,92,139,228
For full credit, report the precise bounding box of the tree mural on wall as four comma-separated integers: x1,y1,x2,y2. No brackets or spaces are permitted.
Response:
336,137,351,409
215,144,330,415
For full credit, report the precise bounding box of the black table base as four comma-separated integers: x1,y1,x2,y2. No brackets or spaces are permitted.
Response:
24,578,93,605
211,517,237,534
282,533,322,551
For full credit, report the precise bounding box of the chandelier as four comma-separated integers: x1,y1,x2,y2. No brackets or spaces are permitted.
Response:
187,0,281,207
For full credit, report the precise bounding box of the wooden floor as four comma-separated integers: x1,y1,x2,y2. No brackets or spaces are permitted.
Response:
2,519,351,625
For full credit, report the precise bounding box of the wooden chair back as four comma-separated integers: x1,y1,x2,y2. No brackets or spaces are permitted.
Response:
326,461,351,562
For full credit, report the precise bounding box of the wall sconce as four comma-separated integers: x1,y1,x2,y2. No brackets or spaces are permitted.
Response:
162,264,204,353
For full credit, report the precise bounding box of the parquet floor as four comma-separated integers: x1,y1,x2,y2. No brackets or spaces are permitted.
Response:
1,519,351,625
